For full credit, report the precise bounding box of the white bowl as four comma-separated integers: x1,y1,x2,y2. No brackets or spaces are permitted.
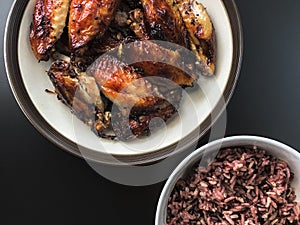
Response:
155,135,300,225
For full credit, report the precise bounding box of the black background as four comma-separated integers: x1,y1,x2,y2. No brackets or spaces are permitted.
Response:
1,0,300,224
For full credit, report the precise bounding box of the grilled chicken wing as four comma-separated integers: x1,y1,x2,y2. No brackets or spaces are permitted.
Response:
69,0,120,50
48,60,112,137
91,55,160,109
89,55,182,140
119,41,197,87
30,0,70,61
68,0,141,65
175,0,216,75
141,0,188,47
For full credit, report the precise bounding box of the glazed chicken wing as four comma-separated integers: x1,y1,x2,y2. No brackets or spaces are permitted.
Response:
30,0,70,61
89,55,182,140
119,41,197,87
91,55,161,109
69,0,120,50
69,0,142,65
141,0,188,47
175,0,216,75
48,60,112,137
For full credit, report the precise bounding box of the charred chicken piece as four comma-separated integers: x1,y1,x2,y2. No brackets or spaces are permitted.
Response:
68,0,120,51
70,0,139,65
175,0,216,75
30,0,70,61
141,0,188,47
48,60,112,138
119,41,197,87
91,55,162,109
89,55,182,140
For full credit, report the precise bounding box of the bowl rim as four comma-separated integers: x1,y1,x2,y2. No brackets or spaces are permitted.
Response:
155,135,300,225
4,0,243,165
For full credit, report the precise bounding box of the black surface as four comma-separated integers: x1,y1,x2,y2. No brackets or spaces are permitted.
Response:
1,0,300,224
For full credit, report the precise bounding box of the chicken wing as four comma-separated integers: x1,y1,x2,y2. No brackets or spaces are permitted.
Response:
89,55,182,140
91,55,160,109
119,41,197,87
71,0,140,64
30,0,70,61
175,0,216,75
141,0,188,47
69,0,120,50
48,59,112,137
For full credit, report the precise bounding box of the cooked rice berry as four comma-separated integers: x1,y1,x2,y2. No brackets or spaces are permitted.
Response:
167,146,300,225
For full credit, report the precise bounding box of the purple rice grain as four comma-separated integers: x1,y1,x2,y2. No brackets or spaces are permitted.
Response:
166,146,300,225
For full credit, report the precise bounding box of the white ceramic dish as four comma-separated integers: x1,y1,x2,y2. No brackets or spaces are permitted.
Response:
156,135,300,224
5,0,242,164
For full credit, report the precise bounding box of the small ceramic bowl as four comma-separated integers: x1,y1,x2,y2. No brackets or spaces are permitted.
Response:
155,135,300,225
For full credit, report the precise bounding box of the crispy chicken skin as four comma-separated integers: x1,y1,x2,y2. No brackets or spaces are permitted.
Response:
119,41,197,87
141,0,188,47
175,0,216,75
90,55,182,140
30,0,70,61
70,0,141,63
91,55,161,109
69,0,120,50
48,60,111,137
